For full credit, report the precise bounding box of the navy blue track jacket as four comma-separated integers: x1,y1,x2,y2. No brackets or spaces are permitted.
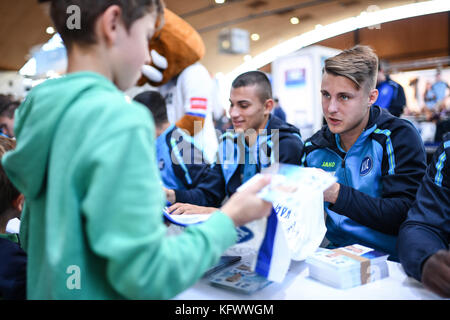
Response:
302,106,427,257
212,115,304,200
157,125,224,207
398,132,450,282
0,234,26,300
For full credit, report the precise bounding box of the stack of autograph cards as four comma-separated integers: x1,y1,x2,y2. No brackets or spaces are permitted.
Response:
306,244,389,289
209,261,273,295
203,256,242,278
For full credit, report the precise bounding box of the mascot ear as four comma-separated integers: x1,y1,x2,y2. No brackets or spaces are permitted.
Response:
151,49,168,70
141,50,168,83
141,65,163,83
137,8,205,87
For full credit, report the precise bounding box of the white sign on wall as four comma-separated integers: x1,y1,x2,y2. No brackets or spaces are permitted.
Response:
272,45,341,140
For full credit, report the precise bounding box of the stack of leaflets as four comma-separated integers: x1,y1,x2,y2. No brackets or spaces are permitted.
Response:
209,261,273,295
305,244,389,289
203,256,241,278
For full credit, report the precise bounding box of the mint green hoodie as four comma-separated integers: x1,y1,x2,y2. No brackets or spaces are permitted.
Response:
2,72,237,299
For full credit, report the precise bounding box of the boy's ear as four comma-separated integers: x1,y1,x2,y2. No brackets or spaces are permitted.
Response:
369,88,379,106
12,194,24,213
264,99,274,115
98,5,123,46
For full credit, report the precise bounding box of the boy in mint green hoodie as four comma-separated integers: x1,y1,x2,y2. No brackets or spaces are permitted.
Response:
2,0,272,299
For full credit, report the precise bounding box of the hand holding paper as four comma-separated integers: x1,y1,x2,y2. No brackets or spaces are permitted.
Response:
229,164,337,283
221,174,273,227
168,203,216,215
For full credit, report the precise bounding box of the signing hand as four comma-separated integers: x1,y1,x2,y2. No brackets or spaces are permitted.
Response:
163,187,176,204
421,249,450,298
314,168,340,204
323,182,340,204
221,174,272,226
168,203,217,215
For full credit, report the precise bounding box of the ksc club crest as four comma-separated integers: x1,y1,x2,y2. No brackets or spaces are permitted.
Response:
360,156,373,176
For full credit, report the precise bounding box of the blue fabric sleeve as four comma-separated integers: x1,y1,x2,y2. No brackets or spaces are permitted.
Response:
329,122,427,235
174,162,225,207
278,133,304,165
0,239,27,300
397,136,450,281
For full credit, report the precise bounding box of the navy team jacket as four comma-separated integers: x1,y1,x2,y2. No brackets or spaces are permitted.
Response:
0,234,26,300
398,132,450,281
157,124,224,207
212,115,304,199
301,105,427,258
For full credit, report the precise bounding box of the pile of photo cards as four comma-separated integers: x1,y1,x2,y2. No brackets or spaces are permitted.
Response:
203,256,242,278
305,244,389,289
209,261,273,295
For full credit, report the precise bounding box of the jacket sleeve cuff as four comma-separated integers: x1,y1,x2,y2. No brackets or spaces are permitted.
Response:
398,223,448,282
174,189,189,204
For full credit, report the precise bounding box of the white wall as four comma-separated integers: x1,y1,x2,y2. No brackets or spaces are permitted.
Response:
271,45,341,140
0,72,26,99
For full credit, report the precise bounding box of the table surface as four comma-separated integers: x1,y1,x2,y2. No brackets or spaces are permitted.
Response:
174,260,444,300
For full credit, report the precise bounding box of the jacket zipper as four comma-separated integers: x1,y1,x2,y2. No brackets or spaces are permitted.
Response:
326,147,349,185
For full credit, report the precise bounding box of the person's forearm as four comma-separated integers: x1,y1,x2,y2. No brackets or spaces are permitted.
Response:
329,184,411,235
174,188,224,207
398,221,448,282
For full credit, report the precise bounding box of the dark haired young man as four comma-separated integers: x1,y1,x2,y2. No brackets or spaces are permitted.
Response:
168,71,303,215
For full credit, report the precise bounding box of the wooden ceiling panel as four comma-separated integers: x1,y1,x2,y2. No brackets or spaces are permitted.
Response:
0,0,53,71
0,0,444,75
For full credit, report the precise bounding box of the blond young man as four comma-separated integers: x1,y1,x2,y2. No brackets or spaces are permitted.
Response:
301,46,426,259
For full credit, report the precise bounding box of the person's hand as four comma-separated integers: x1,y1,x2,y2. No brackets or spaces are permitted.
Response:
314,168,340,204
163,187,176,204
220,174,272,226
323,182,340,204
421,249,450,298
168,203,217,215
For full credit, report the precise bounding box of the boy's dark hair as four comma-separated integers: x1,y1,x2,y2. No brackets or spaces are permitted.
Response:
232,71,273,104
134,91,168,127
44,0,165,50
0,95,20,118
0,137,19,215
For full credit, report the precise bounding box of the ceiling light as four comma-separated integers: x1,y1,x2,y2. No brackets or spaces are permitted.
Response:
225,0,450,90
215,0,226,4
251,33,260,41
290,17,300,25
46,26,55,34
221,40,231,50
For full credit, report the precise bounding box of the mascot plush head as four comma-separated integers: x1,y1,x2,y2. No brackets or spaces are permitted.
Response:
137,8,205,87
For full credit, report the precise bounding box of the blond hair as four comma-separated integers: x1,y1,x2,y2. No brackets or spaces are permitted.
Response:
324,45,379,92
